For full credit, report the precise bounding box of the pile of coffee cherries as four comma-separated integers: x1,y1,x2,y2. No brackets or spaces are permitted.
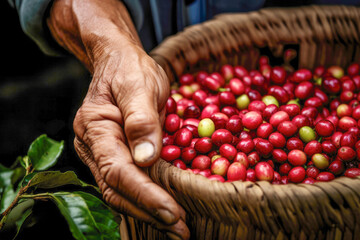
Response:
161,55,360,184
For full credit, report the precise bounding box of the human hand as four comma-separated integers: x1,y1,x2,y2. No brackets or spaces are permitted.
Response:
47,0,189,239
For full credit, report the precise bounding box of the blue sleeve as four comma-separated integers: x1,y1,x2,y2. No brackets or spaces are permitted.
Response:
8,0,144,56
122,0,144,31
8,0,64,56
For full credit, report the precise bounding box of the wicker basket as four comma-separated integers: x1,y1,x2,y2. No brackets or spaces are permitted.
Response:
122,5,360,240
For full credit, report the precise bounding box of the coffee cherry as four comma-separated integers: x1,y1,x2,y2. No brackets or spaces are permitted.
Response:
268,132,286,148
321,141,337,155
165,114,181,133
316,172,335,182
329,160,345,175
184,105,201,119
288,150,307,166
306,166,320,179
211,157,230,176
280,104,300,118
161,145,181,162
192,155,211,170
194,137,213,154
263,104,279,121
211,129,233,146
270,111,290,128
277,121,298,137
242,111,263,130
344,168,360,178
174,128,193,147
270,66,286,84
304,140,322,157
257,123,273,139
236,139,255,154
288,167,306,183
198,118,215,137
286,137,304,151
198,169,212,178
236,94,250,110
279,163,291,175
219,144,237,161
210,112,229,129
248,100,266,113
311,153,330,169
337,146,356,161
207,175,225,182
292,69,312,82
227,162,247,181
233,152,249,169
292,115,311,128
299,126,317,143
302,178,316,184
315,120,335,137
272,149,287,163
248,152,260,167
225,115,243,134
322,77,341,94
295,81,314,100
255,139,273,157
229,78,245,95
166,97,177,114
173,159,187,170
255,162,274,182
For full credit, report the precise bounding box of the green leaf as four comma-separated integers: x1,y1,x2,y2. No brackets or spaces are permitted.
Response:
0,185,17,214
11,168,25,186
0,164,13,193
13,206,32,240
10,156,24,170
27,134,64,171
0,164,18,214
0,199,34,239
48,191,120,240
22,171,94,189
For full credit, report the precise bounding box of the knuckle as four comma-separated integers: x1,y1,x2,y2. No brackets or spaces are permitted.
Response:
73,137,91,163
125,112,159,140
102,187,120,208
73,105,88,138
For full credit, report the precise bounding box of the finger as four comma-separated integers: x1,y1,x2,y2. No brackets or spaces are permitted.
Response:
77,155,189,239
119,87,163,167
74,109,185,225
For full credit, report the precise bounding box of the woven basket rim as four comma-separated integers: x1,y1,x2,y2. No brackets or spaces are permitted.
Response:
155,158,360,190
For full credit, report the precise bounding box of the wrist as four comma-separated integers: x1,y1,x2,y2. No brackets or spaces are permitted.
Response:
47,0,142,73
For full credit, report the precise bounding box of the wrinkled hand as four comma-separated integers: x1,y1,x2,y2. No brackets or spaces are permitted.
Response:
47,0,189,239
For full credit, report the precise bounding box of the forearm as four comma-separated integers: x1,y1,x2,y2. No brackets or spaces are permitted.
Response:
47,0,143,73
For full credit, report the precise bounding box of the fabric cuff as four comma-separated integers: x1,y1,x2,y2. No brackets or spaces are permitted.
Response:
122,0,144,31
10,0,144,56
13,0,66,56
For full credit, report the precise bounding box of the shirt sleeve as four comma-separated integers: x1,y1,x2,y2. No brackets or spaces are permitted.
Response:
8,0,66,56
122,0,144,31
8,0,144,56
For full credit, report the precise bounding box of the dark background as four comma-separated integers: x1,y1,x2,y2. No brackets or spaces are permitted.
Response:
0,1,93,182
1,2,94,239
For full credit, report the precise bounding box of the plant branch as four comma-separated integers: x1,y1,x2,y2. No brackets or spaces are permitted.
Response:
0,184,30,230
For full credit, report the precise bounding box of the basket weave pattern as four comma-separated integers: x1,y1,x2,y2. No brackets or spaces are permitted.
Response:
124,5,360,240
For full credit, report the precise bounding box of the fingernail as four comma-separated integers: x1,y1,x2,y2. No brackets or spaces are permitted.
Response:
158,209,176,224
133,142,154,164
166,232,182,240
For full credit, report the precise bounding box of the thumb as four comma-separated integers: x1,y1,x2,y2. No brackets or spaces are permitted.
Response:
122,89,163,167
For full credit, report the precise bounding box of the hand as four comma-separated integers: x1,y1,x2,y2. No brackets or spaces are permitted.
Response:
47,0,190,239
